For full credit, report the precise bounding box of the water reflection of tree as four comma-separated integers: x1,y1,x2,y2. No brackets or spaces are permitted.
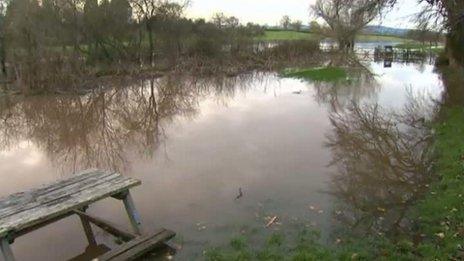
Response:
313,56,380,112
0,74,260,173
193,72,266,105
326,96,436,238
0,76,203,173
0,97,25,149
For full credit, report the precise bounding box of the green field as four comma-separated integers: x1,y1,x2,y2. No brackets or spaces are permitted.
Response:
255,30,319,41
256,30,411,43
355,34,410,42
395,42,445,53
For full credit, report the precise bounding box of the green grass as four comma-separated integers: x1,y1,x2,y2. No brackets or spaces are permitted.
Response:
281,67,347,82
256,30,412,43
410,106,464,259
255,30,318,41
394,42,445,54
204,231,336,261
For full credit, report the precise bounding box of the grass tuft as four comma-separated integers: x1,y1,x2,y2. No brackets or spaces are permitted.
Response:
281,67,347,82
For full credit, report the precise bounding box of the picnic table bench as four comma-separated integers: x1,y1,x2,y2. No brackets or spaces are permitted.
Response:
0,169,175,261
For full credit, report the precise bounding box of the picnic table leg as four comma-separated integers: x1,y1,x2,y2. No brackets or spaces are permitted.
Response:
122,191,143,235
78,207,97,246
0,237,15,261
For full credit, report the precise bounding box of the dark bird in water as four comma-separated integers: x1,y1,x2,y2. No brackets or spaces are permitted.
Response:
235,188,243,200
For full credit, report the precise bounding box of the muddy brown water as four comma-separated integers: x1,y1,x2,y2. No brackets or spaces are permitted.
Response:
0,60,443,260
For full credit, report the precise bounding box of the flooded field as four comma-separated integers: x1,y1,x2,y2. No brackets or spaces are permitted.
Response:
0,60,444,260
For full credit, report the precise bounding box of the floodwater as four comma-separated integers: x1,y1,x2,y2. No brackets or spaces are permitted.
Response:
0,58,444,260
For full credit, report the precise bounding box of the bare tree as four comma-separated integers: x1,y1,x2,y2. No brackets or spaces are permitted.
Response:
280,15,291,30
309,20,321,34
129,0,188,66
291,20,303,31
311,0,393,51
212,12,226,28
419,0,464,65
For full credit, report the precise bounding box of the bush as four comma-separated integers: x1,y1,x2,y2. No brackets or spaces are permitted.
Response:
188,37,223,57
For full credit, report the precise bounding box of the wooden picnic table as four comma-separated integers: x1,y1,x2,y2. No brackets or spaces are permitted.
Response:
0,169,175,261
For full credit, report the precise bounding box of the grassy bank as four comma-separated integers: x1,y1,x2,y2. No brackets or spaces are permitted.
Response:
414,106,464,259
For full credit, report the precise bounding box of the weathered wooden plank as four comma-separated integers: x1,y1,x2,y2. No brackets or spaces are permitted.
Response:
10,211,75,240
1,174,127,219
0,171,117,217
0,178,139,237
97,229,175,261
69,244,111,261
0,172,121,218
0,170,141,238
0,169,104,209
0,172,112,217
73,210,136,242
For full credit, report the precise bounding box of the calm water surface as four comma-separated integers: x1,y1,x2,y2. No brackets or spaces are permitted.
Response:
0,60,443,260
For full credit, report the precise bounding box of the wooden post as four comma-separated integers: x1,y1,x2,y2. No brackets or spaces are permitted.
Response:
78,208,97,246
0,237,15,261
122,191,143,235
73,210,136,242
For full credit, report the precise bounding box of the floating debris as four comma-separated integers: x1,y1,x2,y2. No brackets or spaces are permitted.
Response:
198,226,207,231
265,216,278,228
235,188,243,200
196,222,207,231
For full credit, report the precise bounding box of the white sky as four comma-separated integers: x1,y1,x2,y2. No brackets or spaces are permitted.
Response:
186,0,424,29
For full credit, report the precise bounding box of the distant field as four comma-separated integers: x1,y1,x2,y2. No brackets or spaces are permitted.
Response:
355,34,410,42
255,30,318,41
256,30,411,43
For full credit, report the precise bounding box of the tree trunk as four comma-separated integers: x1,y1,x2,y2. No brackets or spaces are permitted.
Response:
443,0,464,67
0,36,6,77
338,36,355,52
146,21,154,67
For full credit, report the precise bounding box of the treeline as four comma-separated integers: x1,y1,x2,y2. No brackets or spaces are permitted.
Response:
0,0,269,92
406,29,443,46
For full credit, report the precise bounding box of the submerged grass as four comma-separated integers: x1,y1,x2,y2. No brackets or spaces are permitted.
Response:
204,74,464,260
281,67,347,82
204,230,336,261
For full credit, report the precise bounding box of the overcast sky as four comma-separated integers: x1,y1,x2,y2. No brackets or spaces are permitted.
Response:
186,0,424,29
